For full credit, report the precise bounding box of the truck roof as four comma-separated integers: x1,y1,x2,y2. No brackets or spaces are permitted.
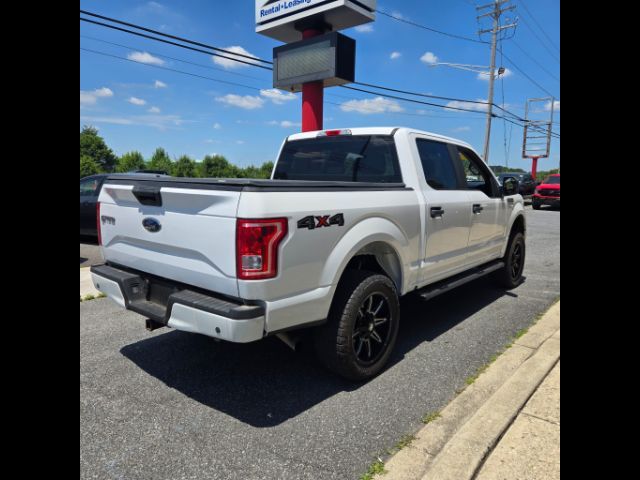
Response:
286,127,475,151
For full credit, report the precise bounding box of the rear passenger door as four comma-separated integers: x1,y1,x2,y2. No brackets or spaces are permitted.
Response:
413,136,473,284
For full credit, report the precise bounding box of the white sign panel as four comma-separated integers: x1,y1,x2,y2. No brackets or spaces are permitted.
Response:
256,0,376,43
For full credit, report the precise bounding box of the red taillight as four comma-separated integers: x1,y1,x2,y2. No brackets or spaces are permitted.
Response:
236,218,288,280
96,202,102,246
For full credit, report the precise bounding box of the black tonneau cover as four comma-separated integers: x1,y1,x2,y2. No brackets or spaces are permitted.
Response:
105,174,409,192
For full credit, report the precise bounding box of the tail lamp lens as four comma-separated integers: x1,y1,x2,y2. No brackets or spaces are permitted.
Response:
236,218,288,280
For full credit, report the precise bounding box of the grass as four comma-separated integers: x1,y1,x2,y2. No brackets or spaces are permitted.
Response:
360,459,386,480
422,411,441,425
80,292,106,302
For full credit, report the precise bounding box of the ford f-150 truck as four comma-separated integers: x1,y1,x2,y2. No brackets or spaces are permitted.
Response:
91,127,525,380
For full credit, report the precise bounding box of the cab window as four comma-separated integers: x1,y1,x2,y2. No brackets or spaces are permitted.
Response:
416,139,458,190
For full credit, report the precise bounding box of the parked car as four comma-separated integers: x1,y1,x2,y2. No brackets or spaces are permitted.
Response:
532,173,560,209
91,127,526,381
80,174,109,236
497,172,536,196
81,172,170,237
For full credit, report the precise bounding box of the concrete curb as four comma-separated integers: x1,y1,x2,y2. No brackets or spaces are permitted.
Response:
374,301,560,480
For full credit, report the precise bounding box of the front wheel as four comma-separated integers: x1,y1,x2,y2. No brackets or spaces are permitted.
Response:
493,232,526,289
532,199,541,210
314,271,400,381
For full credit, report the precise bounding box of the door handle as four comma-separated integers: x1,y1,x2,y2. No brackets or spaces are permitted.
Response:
472,204,483,214
430,207,445,218
507,198,514,204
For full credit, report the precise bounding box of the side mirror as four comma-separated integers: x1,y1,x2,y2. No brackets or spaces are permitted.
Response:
502,176,519,196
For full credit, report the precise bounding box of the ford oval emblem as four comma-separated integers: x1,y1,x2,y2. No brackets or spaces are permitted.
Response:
142,217,161,233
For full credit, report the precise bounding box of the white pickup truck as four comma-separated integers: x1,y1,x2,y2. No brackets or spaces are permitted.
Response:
91,127,525,380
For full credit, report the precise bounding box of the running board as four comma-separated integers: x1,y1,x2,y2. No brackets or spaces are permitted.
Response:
417,260,504,301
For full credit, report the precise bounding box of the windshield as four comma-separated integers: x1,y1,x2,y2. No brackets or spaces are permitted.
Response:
544,176,560,184
273,135,403,183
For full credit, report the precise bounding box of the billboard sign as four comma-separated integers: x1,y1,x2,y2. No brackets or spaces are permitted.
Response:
256,0,376,42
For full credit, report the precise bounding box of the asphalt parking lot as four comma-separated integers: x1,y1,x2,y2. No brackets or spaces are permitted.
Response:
80,236,103,267
80,208,559,480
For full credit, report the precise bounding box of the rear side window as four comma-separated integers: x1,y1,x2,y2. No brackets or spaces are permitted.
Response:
416,139,458,190
80,178,99,196
273,135,402,183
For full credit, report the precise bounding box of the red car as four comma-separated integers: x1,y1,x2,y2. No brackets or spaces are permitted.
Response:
532,173,560,210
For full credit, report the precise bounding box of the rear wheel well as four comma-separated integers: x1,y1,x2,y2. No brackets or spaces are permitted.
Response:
340,243,403,294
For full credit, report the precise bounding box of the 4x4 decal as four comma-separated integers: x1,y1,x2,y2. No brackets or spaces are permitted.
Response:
297,213,345,230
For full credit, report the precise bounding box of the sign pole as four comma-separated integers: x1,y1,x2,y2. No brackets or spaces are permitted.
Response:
531,156,539,180
301,28,324,132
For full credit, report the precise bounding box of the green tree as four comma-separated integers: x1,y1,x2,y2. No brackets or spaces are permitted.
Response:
259,161,274,179
173,155,196,177
80,155,102,178
148,147,173,173
80,125,117,172
199,154,238,178
116,151,146,172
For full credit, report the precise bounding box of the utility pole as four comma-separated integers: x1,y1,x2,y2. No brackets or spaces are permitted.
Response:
477,1,517,164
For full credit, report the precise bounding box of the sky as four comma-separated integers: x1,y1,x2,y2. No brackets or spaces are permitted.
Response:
80,0,560,171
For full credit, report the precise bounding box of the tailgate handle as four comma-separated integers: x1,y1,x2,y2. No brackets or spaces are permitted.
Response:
133,186,163,207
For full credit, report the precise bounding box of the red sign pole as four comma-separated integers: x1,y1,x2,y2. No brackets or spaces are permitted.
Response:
301,28,324,132
531,156,539,180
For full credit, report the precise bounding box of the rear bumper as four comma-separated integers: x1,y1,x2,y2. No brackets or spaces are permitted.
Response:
90,264,265,343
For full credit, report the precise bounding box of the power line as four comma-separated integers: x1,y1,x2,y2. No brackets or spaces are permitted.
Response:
79,16,273,70
516,12,560,63
80,9,272,64
510,39,560,83
499,48,557,98
80,47,267,92
518,0,560,53
80,35,270,82
376,9,486,44
80,12,524,117
79,13,558,137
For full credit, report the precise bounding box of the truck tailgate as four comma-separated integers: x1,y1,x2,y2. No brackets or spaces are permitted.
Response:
98,178,241,298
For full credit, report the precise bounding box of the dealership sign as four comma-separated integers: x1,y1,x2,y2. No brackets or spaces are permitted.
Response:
256,0,376,42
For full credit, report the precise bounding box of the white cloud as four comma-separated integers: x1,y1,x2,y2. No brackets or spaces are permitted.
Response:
215,94,265,110
355,24,374,33
445,99,489,112
420,52,439,65
260,89,297,105
477,68,513,81
268,120,301,128
128,97,147,106
390,51,402,60
127,51,165,66
236,140,245,145
340,97,404,115
154,80,167,88
80,87,113,107
213,122,222,129
80,114,185,130
212,46,260,69
545,100,560,112
148,106,161,113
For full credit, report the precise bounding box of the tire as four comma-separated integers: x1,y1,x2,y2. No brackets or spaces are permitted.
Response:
314,270,400,381
532,200,541,210
494,232,526,289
